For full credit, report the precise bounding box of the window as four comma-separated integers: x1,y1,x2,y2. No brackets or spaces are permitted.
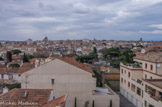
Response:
128,72,130,78
124,80,126,84
2,74,4,79
150,65,153,71
121,78,123,83
150,76,152,79
131,84,135,92
125,70,126,74
51,79,55,85
128,82,130,87
145,63,147,69
121,69,123,74
145,74,147,79
137,87,141,96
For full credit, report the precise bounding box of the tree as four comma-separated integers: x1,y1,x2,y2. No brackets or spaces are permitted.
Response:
110,100,112,107
6,51,12,62
0,57,3,60
93,70,102,87
4,83,21,90
76,47,98,64
92,100,94,107
92,47,98,60
11,49,21,55
9,64,20,68
23,53,29,62
103,48,120,59
74,97,77,107
122,49,135,63
27,55,34,59
93,47,97,54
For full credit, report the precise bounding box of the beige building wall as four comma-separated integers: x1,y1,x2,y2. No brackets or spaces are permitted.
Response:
143,71,162,79
121,58,162,107
120,66,143,107
134,59,157,74
21,59,119,107
157,63,162,75
143,81,162,107
12,74,21,82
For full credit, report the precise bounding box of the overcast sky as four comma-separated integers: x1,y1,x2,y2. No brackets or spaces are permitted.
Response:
0,0,162,41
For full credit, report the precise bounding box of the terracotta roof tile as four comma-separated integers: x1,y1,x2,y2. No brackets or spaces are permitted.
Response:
134,52,162,63
42,95,67,107
12,56,20,60
0,88,52,106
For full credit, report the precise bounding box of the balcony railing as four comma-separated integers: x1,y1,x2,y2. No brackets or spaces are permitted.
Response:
146,87,162,102
120,62,142,69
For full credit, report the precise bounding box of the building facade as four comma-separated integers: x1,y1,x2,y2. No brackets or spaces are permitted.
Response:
21,57,119,107
120,52,162,107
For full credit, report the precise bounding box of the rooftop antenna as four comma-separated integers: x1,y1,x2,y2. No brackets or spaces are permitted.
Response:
22,73,33,98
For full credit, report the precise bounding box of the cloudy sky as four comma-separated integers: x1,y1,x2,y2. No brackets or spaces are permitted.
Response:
0,0,162,41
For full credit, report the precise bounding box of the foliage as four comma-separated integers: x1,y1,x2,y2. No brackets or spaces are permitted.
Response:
101,48,135,68
110,100,112,107
27,55,34,59
9,64,20,68
11,49,21,55
23,53,29,62
110,59,120,68
105,81,112,89
93,70,102,87
6,51,12,62
0,57,3,60
103,48,120,58
137,45,144,48
121,49,135,63
4,83,21,90
74,97,77,107
76,47,98,63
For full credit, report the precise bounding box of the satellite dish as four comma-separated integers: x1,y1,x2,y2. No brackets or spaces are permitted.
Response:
157,64,160,68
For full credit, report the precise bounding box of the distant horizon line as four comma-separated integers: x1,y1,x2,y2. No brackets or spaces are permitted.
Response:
0,39,162,42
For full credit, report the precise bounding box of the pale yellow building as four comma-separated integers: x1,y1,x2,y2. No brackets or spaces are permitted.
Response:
120,52,162,107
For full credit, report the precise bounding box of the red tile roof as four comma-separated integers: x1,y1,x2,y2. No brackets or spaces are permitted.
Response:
12,56,20,60
42,95,67,107
0,88,52,106
134,52,162,63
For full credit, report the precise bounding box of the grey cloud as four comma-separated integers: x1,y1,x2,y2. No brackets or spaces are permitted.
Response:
0,0,162,40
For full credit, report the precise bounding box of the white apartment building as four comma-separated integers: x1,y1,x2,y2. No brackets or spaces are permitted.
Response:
120,52,162,107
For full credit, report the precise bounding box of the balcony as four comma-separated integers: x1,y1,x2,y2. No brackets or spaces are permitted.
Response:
145,85,162,102
120,62,142,69
131,78,143,88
